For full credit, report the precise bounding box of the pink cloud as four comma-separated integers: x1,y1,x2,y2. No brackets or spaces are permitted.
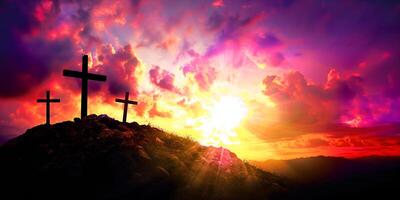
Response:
182,59,217,91
247,69,399,143
149,65,180,93
90,44,141,101
212,0,224,8
148,103,172,118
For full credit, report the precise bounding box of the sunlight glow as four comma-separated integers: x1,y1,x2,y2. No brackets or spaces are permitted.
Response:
199,96,248,147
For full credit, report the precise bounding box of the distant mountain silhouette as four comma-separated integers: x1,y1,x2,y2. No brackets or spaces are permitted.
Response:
251,156,400,199
0,115,288,200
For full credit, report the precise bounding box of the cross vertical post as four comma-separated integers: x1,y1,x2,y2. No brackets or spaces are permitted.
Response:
81,55,88,118
46,91,50,125
123,92,129,123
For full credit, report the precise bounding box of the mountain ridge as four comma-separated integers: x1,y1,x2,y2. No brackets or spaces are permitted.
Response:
251,155,400,199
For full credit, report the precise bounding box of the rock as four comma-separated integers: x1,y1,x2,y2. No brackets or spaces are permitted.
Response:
121,131,134,139
84,114,98,121
48,149,54,155
128,121,140,129
167,154,187,170
98,114,109,119
156,166,170,177
137,148,151,160
73,118,81,123
100,128,114,137
155,137,165,145
133,172,142,178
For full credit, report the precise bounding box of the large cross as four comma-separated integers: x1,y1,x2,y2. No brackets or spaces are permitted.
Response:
36,91,60,125
115,92,138,123
63,55,107,119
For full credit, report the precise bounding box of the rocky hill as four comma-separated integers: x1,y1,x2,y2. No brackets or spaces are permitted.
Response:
0,115,288,200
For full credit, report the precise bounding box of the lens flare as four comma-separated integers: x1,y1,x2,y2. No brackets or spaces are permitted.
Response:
199,96,248,147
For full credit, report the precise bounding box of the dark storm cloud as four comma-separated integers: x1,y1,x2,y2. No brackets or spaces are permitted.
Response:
0,0,77,98
207,12,224,31
256,34,282,48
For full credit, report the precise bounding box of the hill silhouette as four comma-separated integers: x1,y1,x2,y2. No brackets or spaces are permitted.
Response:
251,156,400,199
0,115,288,200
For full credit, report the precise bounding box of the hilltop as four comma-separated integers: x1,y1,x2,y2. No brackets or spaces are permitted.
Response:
0,115,288,200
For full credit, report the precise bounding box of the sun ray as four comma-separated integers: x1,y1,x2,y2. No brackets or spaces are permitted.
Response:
198,96,248,147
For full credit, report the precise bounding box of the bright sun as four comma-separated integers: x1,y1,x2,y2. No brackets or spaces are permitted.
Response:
199,96,248,147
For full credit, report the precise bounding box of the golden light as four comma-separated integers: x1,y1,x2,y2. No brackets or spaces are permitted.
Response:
198,96,248,147
210,96,248,129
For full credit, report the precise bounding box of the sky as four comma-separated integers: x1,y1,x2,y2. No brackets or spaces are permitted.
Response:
0,0,400,160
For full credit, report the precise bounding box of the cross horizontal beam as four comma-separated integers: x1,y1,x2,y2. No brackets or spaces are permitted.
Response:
37,99,61,103
115,99,138,105
63,70,107,81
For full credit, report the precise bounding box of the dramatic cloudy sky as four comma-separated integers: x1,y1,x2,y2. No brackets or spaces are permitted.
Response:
1,0,400,160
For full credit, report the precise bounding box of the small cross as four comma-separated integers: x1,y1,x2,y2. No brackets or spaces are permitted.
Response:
63,55,107,119
36,91,60,125
115,92,138,123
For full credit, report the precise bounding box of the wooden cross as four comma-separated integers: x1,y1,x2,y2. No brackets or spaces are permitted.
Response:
115,92,138,123
36,91,60,125
63,55,107,119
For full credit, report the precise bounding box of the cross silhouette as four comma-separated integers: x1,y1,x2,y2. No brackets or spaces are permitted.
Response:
36,91,60,125
115,92,138,123
63,55,107,119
